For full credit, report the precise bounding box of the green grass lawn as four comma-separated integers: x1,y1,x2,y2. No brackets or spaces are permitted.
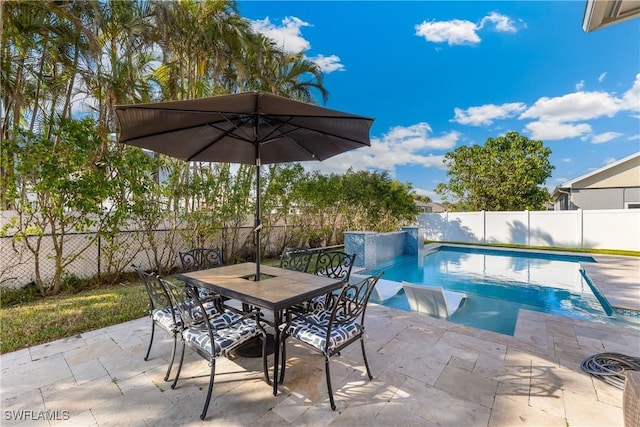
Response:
1,281,148,354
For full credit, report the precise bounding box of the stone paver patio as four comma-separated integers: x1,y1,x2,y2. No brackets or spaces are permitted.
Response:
1,254,639,426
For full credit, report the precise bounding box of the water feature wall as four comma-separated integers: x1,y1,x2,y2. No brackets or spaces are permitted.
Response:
344,226,423,270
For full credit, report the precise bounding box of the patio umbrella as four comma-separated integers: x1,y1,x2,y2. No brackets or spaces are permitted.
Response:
114,90,374,279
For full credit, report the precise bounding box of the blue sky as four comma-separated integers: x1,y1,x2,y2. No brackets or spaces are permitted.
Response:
238,1,640,202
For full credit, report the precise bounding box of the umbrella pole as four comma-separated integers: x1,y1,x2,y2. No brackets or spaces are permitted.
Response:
255,149,261,281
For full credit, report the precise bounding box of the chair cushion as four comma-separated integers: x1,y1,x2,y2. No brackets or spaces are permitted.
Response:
182,314,260,357
285,309,363,353
307,295,328,311
151,307,178,332
152,300,219,332
208,311,245,330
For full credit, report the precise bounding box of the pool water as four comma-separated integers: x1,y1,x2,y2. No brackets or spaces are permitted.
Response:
363,246,640,335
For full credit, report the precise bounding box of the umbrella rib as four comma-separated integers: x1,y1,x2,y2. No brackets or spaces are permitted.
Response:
187,113,259,161
186,129,229,162
266,115,372,147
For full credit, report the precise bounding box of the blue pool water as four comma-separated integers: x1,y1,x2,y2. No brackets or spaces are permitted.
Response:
364,246,640,335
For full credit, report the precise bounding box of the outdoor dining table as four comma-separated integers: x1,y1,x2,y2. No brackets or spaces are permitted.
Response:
176,262,345,396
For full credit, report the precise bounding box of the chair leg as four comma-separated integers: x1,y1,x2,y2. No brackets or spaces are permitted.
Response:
360,338,373,380
325,355,336,411
278,335,287,384
164,333,178,381
261,334,270,385
144,320,155,361
200,360,216,421
171,341,186,390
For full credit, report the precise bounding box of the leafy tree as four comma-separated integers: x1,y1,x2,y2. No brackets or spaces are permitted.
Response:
260,164,308,254
97,143,160,282
1,118,111,295
341,169,418,231
435,132,554,211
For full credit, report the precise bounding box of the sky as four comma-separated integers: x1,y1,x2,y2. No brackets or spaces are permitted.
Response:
237,0,640,202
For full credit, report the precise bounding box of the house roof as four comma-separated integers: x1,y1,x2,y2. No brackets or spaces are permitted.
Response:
582,0,640,32
557,151,640,190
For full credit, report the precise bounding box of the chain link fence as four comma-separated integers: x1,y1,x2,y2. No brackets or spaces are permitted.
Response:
0,225,308,290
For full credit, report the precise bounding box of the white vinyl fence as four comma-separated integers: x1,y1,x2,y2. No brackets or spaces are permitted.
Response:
418,209,640,252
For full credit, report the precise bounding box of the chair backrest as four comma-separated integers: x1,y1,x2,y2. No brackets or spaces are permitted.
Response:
158,277,212,330
279,247,313,272
179,247,223,273
313,250,356,282
328,272,384,329
132,264,170,311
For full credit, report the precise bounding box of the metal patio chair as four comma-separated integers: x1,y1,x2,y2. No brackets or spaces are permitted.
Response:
279,272,384,410
179,247,226,308
133,264,180,382
306,250,357,311
279,247,313,272
160,277,269,420
178,247,223,272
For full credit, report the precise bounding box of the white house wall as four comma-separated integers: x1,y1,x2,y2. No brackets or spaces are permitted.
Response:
571,187,628,209
573,158,640,189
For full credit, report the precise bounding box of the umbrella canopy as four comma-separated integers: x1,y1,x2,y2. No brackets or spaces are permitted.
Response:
115,91,374,278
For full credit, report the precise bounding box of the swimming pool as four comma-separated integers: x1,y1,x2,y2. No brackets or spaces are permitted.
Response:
363,246,640,335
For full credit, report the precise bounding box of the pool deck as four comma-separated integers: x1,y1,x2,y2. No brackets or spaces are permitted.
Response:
1,256,639,426
583,254,640,313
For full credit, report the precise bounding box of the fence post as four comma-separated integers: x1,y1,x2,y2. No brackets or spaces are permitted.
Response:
578,209,584,248
482,210,486,243
526,210,530,246
97,234,101,280
444,211,449,241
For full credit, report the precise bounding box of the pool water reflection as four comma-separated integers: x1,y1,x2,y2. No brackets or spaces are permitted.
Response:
364,246,639,335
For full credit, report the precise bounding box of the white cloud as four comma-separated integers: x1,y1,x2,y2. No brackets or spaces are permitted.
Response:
591,131,623,144
516,75,640,141
561,158,572,163
603,157,618,165
519,91,622,122
622,73,640,111
250,16,345,73
452,75,639,142
306,54,344,73
305,123,457,175
415,12,520,46
524,120,592,140
453,103,527,126
415,19,481,45
629,134,640,141
479,12,517,32
250,17,311,53
598,72,607,83
575,80,585,91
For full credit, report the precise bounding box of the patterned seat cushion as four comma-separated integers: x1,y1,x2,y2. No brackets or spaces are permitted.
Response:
181,313,260,357
151,307,178,332
152,300,219,333
198,287,220,300
285,309,363,353
307,295,327,311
